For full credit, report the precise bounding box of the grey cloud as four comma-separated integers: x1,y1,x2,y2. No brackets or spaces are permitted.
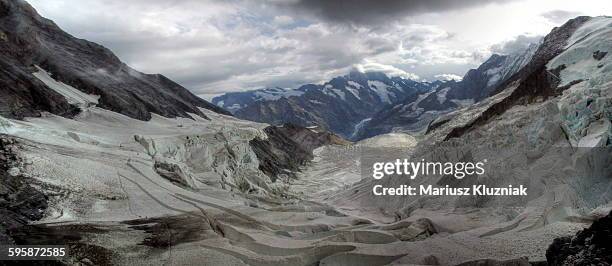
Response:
271,0,517,25
410,62,479,81
541,10,582,24
490,35,542,55
353,62,420,80
26,0,550,96
434,73,462,81
363,38,397,54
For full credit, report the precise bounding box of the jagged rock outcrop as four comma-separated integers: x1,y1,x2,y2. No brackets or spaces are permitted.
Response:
250,123,349,182
546,211,612,265
0,0,229,120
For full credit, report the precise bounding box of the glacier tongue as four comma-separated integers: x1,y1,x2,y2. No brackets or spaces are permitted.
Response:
349,117,371,139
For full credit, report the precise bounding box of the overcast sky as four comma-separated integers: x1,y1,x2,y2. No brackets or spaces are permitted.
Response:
27,0,611,100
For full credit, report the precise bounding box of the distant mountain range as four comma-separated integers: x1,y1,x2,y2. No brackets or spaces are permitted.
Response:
213,72,440,139
213,42,539,140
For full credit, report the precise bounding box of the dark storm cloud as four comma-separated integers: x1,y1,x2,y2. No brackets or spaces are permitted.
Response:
273,0,516,24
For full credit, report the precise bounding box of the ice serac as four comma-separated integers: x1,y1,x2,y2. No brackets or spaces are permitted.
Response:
0,0,229,120
218,71,437,140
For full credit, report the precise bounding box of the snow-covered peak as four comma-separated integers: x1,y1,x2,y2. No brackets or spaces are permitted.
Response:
215,71,436,115
366,80,394,104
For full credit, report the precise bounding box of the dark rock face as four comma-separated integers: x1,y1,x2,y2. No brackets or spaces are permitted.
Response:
546,211,612,265
0,135,48,244
249,124,349,182
217,71,436,140
0,0,229,120
447,54,514,101
273,123,351,150
153,161,190,188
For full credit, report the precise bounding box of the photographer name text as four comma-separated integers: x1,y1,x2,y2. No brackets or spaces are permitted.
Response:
372,184,527,196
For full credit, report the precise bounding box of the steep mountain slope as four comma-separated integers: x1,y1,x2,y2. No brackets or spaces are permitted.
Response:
215,71,438,139
0,0,228,120
353,41,540,140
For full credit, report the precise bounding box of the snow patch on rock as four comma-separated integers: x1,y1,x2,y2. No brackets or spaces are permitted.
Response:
32,65,100,108
437,87,451,104
367,80,393,103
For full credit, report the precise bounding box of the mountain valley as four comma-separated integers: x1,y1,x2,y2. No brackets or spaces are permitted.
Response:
0,1,610,265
